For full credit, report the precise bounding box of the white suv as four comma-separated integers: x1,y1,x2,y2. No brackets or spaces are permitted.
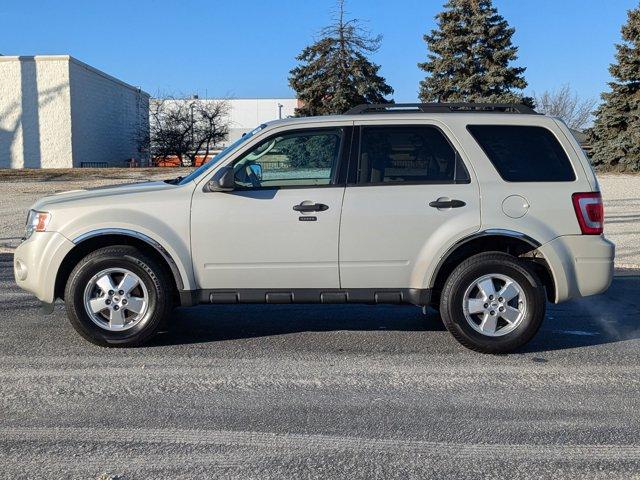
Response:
14,103,614,353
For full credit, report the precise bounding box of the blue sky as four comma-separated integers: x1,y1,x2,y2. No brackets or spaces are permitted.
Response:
1,0,637,103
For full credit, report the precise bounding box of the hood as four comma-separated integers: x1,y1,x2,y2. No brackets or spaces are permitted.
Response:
31,181,178,210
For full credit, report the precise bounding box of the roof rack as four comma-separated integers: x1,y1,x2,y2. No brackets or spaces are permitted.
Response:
345,103,537,115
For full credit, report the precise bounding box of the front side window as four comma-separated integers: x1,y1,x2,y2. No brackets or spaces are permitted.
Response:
233,129,343,189
357,126,468,184
467,125,576,182
178,124,265,185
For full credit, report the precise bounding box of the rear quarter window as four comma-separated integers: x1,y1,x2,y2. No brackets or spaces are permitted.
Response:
467,125,576,182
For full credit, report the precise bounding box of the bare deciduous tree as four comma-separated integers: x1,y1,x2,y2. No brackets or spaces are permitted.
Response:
149,97,230,166
534,85,597,131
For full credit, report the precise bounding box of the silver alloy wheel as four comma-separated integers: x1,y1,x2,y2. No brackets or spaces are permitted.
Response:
83,268,149,332
462,273,527,337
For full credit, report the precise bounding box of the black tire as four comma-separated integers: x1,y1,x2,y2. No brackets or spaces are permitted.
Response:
440,252,546,354
64,245,173,347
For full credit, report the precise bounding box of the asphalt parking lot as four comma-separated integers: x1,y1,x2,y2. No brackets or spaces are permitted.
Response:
0,251,639,479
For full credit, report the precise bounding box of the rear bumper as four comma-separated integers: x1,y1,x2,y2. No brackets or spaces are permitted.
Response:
538,235,615,303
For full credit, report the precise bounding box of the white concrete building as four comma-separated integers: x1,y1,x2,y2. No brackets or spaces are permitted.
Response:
222,98,299,146
153,98,299,150
0,55,149,168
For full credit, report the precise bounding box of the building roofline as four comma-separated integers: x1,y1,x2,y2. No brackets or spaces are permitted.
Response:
150,97,298,101
0,55,149,97
218,97,297,100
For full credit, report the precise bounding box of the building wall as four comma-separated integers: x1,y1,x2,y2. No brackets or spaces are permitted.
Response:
69,58,149,167
224,98,298,146
0,56,73,168
0,55,149,169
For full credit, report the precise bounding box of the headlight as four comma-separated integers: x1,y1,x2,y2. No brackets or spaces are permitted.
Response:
24,210,51,240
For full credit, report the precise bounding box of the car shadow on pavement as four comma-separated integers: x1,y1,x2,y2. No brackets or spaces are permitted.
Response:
149,274,640,352
150,303,447,347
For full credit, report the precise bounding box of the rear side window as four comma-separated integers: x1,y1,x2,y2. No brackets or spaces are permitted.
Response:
357,126,469,184
467,125,575,182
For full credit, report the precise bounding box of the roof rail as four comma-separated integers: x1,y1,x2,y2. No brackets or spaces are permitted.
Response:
345,103,537,115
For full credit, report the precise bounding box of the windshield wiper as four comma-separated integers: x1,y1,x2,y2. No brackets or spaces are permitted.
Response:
164,176,183,185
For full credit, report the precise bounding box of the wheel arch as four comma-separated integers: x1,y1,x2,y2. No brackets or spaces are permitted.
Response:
54,229,185,302
429,229,556,304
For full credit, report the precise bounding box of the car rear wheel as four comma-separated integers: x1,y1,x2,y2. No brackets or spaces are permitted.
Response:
440,252,546,354
64,245,172,347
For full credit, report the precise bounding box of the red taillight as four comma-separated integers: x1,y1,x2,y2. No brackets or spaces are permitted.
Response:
572,192,604,235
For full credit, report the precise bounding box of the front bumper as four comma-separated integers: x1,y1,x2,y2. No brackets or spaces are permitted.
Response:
537,234,615,303
13,232,75,304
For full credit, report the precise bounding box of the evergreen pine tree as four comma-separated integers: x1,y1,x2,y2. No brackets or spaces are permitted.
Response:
289,0,393,116
418,0,531,106
589,6,640,172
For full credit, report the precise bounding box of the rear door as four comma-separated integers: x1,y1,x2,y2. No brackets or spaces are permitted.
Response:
339,121,481,289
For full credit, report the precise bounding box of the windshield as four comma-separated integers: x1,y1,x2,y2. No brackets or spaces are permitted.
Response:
177,124,267,185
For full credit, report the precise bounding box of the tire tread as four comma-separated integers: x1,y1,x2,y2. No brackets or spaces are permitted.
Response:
64,245,172,347
440,252,546,354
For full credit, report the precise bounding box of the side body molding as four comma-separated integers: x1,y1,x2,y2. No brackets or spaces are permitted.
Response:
428,228,542,288
72,228,186,291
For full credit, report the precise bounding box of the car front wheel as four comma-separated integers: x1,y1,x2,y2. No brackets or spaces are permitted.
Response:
64,245,172,347
440,252,546,354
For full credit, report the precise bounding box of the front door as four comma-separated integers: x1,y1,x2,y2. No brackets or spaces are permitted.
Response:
191,126,350,289
339,123,481,289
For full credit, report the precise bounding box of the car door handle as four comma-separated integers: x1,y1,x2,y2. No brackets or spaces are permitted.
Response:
429,198,466,209
293,202,329,212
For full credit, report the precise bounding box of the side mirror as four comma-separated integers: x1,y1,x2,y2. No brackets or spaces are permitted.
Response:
248,163,263,181
204,166,235,192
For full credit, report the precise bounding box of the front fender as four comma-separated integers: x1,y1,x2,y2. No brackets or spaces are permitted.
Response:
70,227,194,291
66,219,195,291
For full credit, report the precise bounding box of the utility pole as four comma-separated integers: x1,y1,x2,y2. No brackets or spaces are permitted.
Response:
190,103,195,146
